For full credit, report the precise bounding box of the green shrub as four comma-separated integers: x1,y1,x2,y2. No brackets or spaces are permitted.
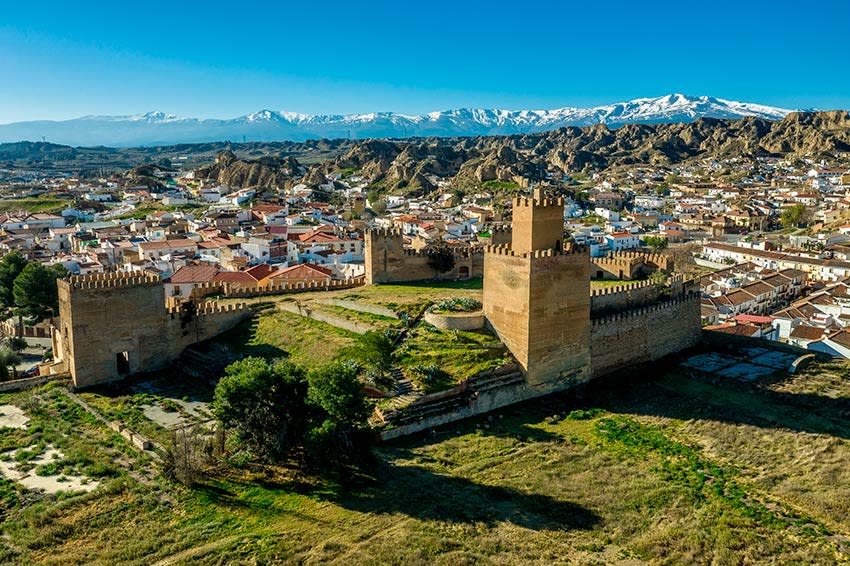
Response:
567,408,603,420
431,297,482,313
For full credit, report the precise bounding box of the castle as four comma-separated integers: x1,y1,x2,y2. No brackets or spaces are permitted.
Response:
365,228,485,284
377,188,701,437
51,272,250,388
364,221,672,286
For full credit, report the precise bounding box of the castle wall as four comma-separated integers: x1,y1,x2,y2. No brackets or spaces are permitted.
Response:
590,274,687,316
591,252,673,281
56,273,249,388
589,292,701,379
483,248,531,367
591,256,641,280
57,276,168,388
483,225,512,246
365,228,483,284
526,249,591,389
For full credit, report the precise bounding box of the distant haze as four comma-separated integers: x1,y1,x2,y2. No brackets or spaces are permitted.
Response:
0,94,795,148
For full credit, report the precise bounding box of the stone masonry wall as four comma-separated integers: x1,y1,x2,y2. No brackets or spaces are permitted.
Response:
590,292,701,378
590,274,688,316
484,244,591,391
423,311,485,331
365,228,483,284
55,273,250,388
591,252,674,281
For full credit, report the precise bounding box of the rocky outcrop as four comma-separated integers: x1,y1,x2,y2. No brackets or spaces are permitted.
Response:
194,151,304,190
289,111,850,190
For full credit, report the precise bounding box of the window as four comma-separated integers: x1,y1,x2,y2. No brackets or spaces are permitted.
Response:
116,351,130,375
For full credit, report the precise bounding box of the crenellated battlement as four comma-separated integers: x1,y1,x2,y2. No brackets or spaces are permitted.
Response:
589,273,685,297
592,256,643,268
590,278,656,297
167,300,247,317
484,242,585,259
365,227,403,239
182,276,367,302
590,290,700,326
591,250,674,281
63,271,160,291
512,196,565,209
401,246,485,259
55,270,253,388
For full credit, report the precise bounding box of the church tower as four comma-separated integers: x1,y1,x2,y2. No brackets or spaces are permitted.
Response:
483,188,591,391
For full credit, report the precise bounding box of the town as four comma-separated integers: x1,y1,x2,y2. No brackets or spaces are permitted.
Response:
2,148,850,362
2,0,850,558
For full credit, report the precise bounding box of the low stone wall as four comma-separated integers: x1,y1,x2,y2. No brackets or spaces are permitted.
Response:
379,365,531,440
278,302,372,334
0,319,53,339
701,330,827,359
0,374,67,393
694,257,731,270
108,421,154,451
315,299,399,319
423,311,486,331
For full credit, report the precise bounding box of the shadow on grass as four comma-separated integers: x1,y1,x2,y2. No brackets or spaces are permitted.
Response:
386,277,483,291
332,462,600,531
207,461,600,532
389,344,850,451
195,318,288,363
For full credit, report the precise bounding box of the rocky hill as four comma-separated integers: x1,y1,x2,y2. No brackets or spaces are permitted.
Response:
2,111,848,192
296,111,850,192
193,151,305,191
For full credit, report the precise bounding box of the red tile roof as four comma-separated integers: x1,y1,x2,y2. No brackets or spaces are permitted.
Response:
246,263,275,281
267,263,333,280
213,271,256,284
789,325,825,341
169,264,219,284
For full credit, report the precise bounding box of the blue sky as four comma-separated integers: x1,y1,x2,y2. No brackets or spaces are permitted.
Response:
1,0,848,123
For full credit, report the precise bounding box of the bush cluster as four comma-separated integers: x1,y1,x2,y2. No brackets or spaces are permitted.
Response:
431,297,482,313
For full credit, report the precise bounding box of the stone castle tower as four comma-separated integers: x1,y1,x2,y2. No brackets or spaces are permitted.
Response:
364,227,406,285
484,188,591,391
52,272,248,388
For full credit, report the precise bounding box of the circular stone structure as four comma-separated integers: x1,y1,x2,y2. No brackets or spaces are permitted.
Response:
423,310,486,331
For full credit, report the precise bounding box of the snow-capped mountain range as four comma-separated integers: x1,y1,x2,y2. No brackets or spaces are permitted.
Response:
0,94,795,147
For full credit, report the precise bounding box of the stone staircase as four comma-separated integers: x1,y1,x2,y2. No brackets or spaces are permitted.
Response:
175,346,232,380
382,366,421,411
378,368,526,429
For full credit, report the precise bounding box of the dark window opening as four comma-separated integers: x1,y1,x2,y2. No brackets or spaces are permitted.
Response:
116,351,130,375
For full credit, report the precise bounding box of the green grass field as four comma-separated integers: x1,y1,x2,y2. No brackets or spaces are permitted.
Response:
2,351,850,563
210,309,360,368
0,196,69,214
